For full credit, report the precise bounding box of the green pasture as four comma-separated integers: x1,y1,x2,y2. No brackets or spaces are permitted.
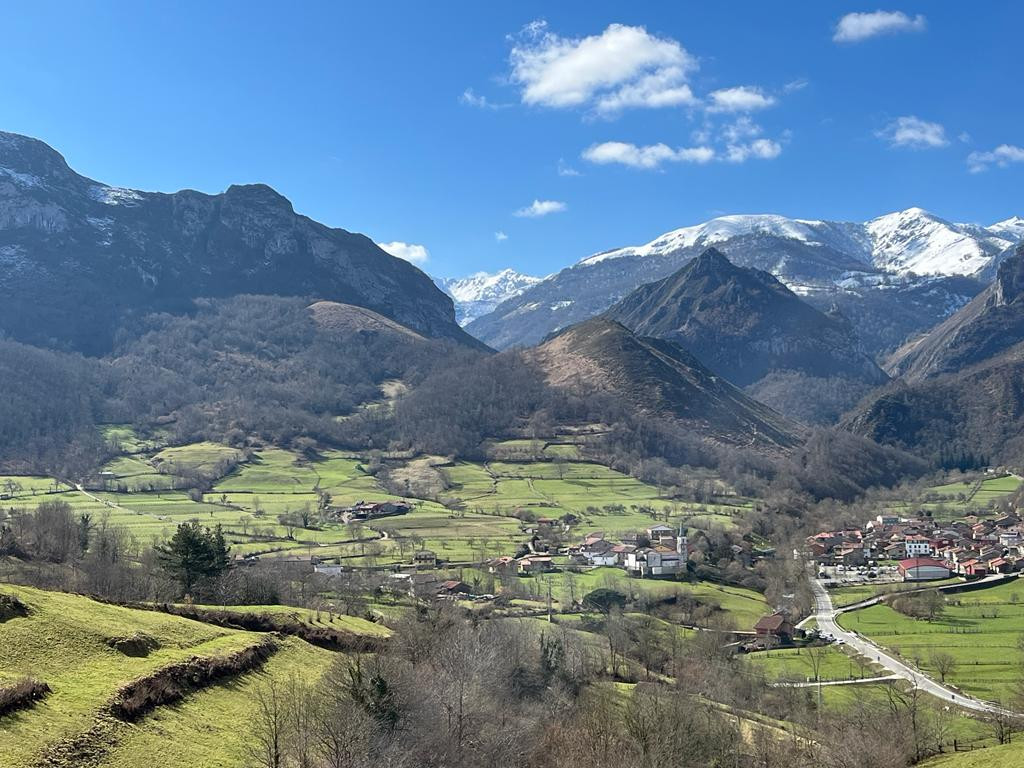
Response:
0,585,263,767
838,579,1024,701
748,645,877,683
830,578,963,608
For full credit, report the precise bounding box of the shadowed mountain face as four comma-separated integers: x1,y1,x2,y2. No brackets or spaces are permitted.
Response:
0,131,477,354
887,245,1024,382
605,248,888,389
528,317,801,451
847,247,1024,463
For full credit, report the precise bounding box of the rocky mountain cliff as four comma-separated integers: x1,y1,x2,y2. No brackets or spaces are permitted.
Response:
528,317,801,451
886,245,1024,382
0,131,476,354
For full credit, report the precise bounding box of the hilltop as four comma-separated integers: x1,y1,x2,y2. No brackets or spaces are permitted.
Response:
529,317,801,451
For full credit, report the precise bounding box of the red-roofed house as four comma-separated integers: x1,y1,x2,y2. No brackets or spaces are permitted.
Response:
753,612,794,644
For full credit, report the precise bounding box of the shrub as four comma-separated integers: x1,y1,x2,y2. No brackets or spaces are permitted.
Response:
0,593,30,622
0,677,51,718
108,636,277,721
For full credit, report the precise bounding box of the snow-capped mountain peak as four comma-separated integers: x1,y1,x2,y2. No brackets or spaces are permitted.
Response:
435,268,542,326
989,216,1024,242
579,207,1017,278
866,208,1012,276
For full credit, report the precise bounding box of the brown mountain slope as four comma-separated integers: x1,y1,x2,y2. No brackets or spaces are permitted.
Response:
528,318,802,451
605,248,887,388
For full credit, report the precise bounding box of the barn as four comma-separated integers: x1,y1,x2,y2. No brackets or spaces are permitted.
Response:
898,557,951,582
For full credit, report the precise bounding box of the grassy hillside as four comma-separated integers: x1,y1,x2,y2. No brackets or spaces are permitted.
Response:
0,585,339,767
926,742,1024,767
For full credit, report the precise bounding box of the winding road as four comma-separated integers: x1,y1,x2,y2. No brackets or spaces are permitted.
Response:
810,579,1013,716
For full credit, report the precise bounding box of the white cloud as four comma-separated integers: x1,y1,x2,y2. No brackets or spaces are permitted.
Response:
495,230,509,241
834,11,926,43
514,199,567,218
582,141,714,170
876,116,948,149
725,139,782,163
967,144,1024,173
377,241,430,265
460,88,509,110
783,78,809,93
557,158,582,176
706,86,776,113
721,116,763,144
509,21,698,115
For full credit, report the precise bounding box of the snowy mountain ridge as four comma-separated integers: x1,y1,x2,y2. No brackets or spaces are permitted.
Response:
435,268,542,326
581,207,1019,277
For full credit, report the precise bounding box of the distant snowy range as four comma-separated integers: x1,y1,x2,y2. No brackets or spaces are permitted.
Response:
434,269,542,326
442,208,1023,353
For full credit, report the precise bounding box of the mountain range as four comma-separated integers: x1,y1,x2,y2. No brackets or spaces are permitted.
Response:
434,269,541,326
0,131,476,354
466,208,1022,356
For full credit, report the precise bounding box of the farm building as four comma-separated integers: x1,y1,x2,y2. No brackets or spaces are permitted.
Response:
898,557,951,582
338,500,412,521
753,612,794,644
413,549,438,568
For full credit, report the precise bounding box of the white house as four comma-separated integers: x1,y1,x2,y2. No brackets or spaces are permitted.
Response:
904,535,933,558
624,544,686,578
582,539,618,567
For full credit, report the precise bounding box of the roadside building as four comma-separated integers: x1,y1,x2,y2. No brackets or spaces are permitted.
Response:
904,534,933,557
753,612,794,645
898,557,951,582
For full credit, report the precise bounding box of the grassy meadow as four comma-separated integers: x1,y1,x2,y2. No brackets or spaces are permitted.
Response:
838,580,1024,702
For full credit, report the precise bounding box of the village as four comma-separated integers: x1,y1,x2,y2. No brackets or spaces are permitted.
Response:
807,508,1024,582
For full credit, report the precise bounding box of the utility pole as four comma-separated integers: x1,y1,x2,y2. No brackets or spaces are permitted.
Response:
547,578,553,623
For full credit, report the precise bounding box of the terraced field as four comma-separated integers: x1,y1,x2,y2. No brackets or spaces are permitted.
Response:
882,474,1022,521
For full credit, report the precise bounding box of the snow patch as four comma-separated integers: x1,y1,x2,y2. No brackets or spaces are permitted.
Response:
0,166,43,188
89,184,144,206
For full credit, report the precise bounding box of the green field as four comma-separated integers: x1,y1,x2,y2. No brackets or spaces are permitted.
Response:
188,603,392,637
884,474,1022,520
830,578,963,608
748,645,878,683
0,585,388,768
443,458,748,534
926,741,1024,767
100,636,335,768
839,580,1024,702
531,567,769,628
3,441,754,573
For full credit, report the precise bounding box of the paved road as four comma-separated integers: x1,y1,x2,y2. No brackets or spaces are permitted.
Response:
810,578,1013,716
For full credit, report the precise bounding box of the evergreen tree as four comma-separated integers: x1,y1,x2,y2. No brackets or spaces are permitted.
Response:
156,521,231,597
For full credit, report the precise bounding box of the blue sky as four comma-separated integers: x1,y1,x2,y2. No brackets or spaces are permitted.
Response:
2,2,1021,278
